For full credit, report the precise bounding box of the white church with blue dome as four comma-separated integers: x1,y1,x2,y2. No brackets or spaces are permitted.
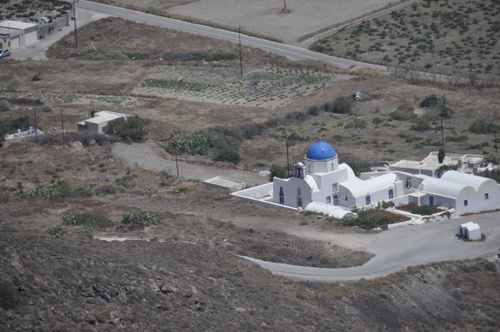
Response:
231,140,500,218
272,141,404,215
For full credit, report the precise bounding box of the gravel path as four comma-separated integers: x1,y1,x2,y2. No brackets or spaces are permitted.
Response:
112,143,269,186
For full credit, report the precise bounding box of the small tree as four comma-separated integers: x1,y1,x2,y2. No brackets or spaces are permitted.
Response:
419,94,446,108
435,104,454,119
331,97,352,114
213,149,241,164
483,152,500,165
105,115,150,142
438,147,446,164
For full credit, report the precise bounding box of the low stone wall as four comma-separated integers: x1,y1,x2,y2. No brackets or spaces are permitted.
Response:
37,11,73,40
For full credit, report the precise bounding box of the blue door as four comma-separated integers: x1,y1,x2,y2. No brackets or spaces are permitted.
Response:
333,195,338,206
429,196,434,207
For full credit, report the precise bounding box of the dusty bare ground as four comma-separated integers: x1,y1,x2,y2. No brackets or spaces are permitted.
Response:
103,0,407,44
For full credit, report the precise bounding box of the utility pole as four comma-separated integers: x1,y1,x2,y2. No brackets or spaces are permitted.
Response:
73,1,78,48
495,131,498,154
60,109,65,149
33,109,38,142
440,117,444,148
238,26,243,79
175,148,179,178
285,135,290,177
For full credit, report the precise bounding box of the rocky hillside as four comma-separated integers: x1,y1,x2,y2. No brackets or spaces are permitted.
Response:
1,233,499,331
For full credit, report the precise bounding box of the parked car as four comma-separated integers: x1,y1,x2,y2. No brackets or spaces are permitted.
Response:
0,49,11,58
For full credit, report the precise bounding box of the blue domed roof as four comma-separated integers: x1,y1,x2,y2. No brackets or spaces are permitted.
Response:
306,141,336,160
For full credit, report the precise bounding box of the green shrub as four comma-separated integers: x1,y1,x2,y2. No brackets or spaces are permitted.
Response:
419,94,446,108
353,118,367,129
0,100,11,112
47,224,71,237
411,205,433,215
331,97,352,114
435,104,454,119
389,104,417,121
0,280,21,310
410,118,431,131
469,118,499,134
269,164,288,181
121,209,160,226
212,149,241,164
105,115,150,142
483,153,500,165
343,210,406,229
115,176,135,189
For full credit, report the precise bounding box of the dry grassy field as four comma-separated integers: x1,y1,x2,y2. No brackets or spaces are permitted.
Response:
1,16,499,166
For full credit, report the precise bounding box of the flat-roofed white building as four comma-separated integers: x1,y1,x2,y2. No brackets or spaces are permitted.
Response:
388,152,485,177
77,111,131,134
0,20,38,49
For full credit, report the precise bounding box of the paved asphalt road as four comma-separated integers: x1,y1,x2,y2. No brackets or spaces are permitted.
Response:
243,211,500,281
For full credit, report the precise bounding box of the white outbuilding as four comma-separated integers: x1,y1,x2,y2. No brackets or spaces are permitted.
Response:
457,221,481,240
0,20,38,49
77,111,131,134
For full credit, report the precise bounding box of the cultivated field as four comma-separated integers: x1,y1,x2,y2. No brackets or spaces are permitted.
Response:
135,65,353,108
312,0,500,78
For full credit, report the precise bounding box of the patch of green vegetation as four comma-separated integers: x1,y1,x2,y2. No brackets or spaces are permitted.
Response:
389,104,417,121
62,213,115,231
17,181,92,199
121,209,160,226
412,205,433,215
115,176,136,189
343,209,407,229
47,224,72,238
